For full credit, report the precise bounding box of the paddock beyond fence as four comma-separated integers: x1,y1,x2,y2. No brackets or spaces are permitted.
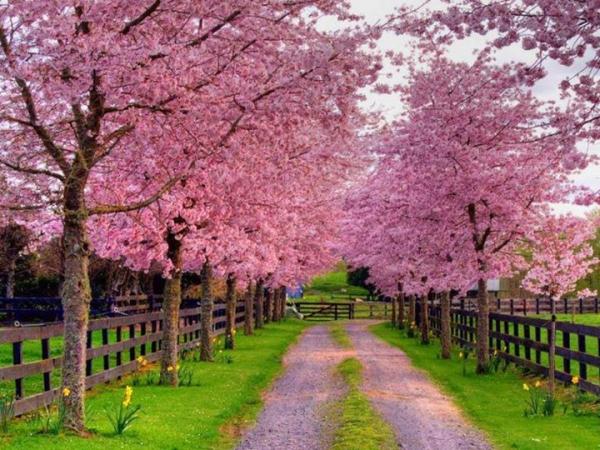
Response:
428,306,600,396
0,303,245,416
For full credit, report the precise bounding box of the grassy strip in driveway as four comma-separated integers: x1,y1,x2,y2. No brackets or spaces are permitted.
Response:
328,322,352,348
371,322,600,450
330,357,398,450
1,320,309,450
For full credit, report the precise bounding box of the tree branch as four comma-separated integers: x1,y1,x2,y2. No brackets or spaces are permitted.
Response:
122,0,161,35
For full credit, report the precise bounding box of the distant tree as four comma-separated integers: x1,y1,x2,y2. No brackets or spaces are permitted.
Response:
0,223,30,298
347,267,378,300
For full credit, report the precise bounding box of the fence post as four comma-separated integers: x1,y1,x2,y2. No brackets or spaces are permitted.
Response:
580,297,584,314
510,299,514,316
13,341,23,399
536,298,540,315
564,298,568,314
596,297,599,314
523,298,527,316
548,315,556,394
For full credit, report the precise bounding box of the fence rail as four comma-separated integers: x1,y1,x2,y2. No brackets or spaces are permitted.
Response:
0,303,246,416
440,297,600,315
428,306,600,396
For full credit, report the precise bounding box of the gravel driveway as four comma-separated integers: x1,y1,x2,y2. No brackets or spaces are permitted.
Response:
236,325,348,450
346,321,492,450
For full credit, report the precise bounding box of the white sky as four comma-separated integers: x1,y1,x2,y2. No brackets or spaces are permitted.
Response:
324,0,600,217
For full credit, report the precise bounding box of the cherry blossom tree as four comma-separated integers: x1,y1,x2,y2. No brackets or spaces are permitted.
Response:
522,214,599,310
0,0,380,431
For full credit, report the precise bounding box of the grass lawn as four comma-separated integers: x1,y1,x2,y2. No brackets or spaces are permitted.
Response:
303,263,369,302
0,320,309,450
371,322,600,450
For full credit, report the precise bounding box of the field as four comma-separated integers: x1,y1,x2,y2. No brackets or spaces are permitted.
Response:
0,320,308,449
371,323,600,450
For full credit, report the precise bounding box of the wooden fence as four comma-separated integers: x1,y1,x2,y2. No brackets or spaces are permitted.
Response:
440,297,600,315
428,306,600,395
0,303,245,416
0,295,213,324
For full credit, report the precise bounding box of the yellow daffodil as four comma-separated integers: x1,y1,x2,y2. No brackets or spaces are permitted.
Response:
136,356,144,363
122,385,133,407
62,387,71,397
534,381,541,388
141,359,148,367
167,365,174,372
493,349,498,356
232,329,237,335
459,352,464,359
572,375,580,385
523,383,530,391
176,364,180,370
218,350,223,353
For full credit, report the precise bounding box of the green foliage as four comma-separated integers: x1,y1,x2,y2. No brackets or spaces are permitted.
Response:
331,358,397,450
371,323,600,450
0,394,14,433
105,387,140,435
177,365,194,387
523,383,557,417
3,320,308,449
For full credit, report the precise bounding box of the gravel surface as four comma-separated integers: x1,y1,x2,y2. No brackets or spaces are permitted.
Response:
236,325,348,450
346,321,492,450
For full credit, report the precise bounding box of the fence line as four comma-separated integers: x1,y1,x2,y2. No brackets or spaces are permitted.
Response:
428,306,600,396
0,303,246,416
438,297,600,315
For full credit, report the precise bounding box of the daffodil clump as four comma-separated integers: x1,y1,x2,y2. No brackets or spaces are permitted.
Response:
523,380,556,417
106,385,141,435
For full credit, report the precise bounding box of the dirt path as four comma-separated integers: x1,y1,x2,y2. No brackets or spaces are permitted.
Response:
236,325,348,450
346,321,492,450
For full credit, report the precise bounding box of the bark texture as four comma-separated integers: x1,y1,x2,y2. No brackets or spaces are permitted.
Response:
476,278,490,373
6,259,15,298
255,279,264,329
420,294,430,344
391,293,397,327
200,261,214,362
60,191,92,432
397,292,405,329
264,288,272,323
440,291,452,359
244,283,254,335
224,275,237,350
408,295,416,327
159,231,182,386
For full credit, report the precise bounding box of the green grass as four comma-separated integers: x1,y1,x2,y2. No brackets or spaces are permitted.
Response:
304,263,369,302
0,320,309,450
371,322,600,450
328,322,352,348
330,358,397,450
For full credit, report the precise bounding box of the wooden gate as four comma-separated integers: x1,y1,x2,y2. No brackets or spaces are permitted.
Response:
295,302,354,321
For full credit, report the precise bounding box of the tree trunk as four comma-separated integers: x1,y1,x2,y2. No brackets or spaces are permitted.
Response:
408,295,416,326
200,261,214,362
159,231,182,386
60,195,92,433
255,279,264,329
440,291,452,359
398,292,405,329
278,286,286,320
420,295,430,344
224,275,237,350
272,286,280,322
264,288,272,323
476,278,490,373
391,293,397,327
5,258,16,298
244,283,254,335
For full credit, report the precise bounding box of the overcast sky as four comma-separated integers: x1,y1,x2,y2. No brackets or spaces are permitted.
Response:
324,0,600,217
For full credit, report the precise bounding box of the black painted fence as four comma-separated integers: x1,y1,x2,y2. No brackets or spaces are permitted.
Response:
428,306,600,396
0,303,246,416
